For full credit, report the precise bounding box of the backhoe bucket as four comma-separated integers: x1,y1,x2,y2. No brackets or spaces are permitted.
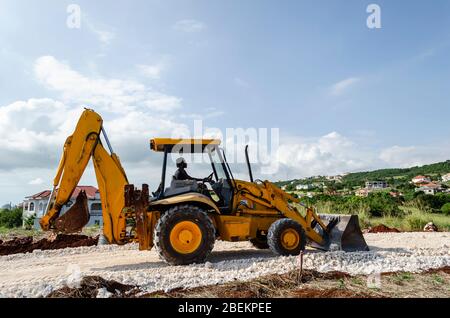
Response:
54,191,90,233
310,214,369,252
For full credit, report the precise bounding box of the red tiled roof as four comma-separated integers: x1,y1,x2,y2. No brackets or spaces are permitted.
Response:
421,183,441,189
413,175,427,180
26,186,98,200
26,190,51,199
71,186,98,199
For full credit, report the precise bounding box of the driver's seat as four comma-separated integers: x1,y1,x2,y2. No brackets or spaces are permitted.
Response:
164,179,199,197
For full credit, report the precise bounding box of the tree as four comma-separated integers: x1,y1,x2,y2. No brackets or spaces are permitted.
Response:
441,203,450,216
0,207,23,228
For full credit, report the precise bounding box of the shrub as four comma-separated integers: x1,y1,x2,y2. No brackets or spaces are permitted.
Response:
415,193,450,212
366,192,402,217
0,207,23,228
441,203,450,216
405,214,428,231
24,213,36,230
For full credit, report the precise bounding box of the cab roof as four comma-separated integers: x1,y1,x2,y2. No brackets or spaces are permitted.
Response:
150,138,221,153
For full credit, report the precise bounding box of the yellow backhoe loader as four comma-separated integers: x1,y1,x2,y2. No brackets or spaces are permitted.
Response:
40,109,368,265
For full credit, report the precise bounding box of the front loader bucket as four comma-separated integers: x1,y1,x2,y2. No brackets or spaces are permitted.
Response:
54,191,90,233
310,214,369,252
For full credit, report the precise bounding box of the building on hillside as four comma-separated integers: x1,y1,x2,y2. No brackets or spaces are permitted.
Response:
355,188,369,197
326,175,343,182
296,184,312,191
22,186,103,229
411,175,431,185
389,191,403,198
365,181,388,190
415,183,443,196
441,173,450,182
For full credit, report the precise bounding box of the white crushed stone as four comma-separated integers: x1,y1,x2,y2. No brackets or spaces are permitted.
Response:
96,287,113,298
0,232,448,298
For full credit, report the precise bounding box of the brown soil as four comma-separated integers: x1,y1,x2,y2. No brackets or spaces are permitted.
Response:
46,276,139,298
291,288,375,298
0,234,99,256
45,267,450,298
145,270,353,298
367,224,401,233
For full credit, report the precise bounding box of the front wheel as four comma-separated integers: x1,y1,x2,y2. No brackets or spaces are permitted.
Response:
154,205,215,265
267,219,306,256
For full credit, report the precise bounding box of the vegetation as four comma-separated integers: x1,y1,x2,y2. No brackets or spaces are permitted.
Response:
298,192,403,218
441,203,450,216
0,207,23,228
279,160,450,232
340,160,450,188
276,160,450,190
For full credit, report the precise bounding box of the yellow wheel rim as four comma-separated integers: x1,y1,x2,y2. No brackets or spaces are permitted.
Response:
281,229,300,250
170,221,202,254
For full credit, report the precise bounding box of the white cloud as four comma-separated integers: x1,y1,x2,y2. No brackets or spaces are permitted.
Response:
173,19,206,33
84,17,115,45
137,63,165,80
0,98,79,170
234,77,249,88
330,77,360,96
379,145,450,168
274,132,373,178
34,56,181,113
0,55,190,203
28,178,44,185
179,107,225,120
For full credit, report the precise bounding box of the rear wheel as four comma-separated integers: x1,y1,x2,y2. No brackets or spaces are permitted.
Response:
268,219,306,256
154,205,215,265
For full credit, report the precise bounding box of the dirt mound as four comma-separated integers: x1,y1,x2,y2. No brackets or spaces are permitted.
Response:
367,224,400,233
47,276,139,298
146,270,353,298
0,234,99,256
292,288,377,298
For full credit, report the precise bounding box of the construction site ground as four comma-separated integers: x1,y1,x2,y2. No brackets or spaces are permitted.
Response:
0,232,449,298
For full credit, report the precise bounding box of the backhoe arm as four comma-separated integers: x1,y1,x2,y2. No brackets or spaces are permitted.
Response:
40,109,129,244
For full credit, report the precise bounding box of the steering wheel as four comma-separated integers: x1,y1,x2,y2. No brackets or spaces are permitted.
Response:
203,172,215,184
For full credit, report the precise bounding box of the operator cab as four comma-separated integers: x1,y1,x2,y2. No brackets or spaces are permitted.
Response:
150,139,235,213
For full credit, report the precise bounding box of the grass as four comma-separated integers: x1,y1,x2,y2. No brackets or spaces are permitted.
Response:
0,225,102,240
365,207,450,231
295,201,450,232
0,227,44,240
141,268,450,298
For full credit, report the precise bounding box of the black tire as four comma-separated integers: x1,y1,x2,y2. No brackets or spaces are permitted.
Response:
267,219,306,256
154,204,215,265
250,236,269,249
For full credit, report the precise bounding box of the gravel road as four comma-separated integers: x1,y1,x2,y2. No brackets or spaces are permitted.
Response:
0,232,449,298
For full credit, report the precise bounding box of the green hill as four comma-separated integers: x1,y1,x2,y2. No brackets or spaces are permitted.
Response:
342,160,450,186
275,160,450,188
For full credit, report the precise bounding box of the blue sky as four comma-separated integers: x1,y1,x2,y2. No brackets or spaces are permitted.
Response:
1,0,450,204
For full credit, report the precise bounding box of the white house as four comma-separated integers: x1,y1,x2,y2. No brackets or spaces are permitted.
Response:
365,181,388,190
23,186,103,229
415,183,442,196
296,184,312,190
326,175,343,182
412,175,431,185
441,173,450,182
